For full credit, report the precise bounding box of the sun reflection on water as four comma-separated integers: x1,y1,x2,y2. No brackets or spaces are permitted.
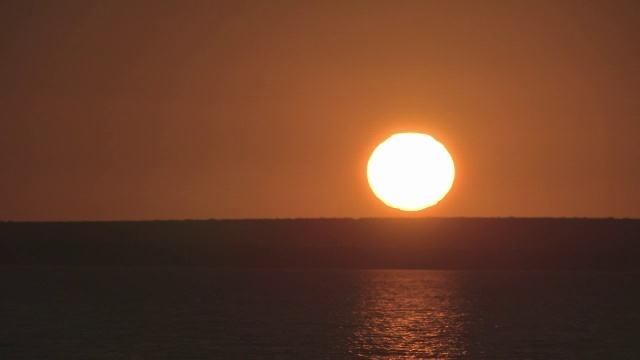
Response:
348,270,468,359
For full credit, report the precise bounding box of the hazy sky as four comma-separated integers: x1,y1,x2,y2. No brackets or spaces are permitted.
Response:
1,0,638,221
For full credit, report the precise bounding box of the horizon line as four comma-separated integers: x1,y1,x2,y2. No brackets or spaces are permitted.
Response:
1,216,638,224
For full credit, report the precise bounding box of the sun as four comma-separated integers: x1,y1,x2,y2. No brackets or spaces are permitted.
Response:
367,133,455,211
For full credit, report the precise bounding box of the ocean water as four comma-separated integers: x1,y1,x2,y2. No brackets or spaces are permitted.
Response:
2,267,639,359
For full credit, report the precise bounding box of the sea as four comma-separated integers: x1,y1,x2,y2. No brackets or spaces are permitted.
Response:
2,267,639,359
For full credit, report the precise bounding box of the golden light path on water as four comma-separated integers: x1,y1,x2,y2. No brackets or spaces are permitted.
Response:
347,271,467,358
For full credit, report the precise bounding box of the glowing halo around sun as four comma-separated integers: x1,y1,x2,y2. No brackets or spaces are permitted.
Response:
367,133,455,211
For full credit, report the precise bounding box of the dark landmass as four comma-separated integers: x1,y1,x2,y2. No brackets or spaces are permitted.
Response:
1,218,639,270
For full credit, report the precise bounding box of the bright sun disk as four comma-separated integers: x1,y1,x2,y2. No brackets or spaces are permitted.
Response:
367,133,455,211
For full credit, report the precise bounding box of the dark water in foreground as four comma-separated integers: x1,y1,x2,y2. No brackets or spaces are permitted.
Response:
2,268,639,359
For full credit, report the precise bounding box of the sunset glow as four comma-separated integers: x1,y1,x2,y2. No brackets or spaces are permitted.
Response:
367,133,455,211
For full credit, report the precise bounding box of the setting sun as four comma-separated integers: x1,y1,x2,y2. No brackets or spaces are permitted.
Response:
367,133,455,211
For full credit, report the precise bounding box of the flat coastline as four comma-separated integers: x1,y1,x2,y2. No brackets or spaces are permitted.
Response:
1,218,638,270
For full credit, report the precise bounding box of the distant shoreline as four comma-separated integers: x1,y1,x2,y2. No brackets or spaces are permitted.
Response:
2,216,637,223
2,218,638,271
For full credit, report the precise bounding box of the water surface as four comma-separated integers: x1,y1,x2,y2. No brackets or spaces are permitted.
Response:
2,268,639,359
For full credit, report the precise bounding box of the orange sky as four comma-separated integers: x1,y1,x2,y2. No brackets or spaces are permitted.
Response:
1,0,638,221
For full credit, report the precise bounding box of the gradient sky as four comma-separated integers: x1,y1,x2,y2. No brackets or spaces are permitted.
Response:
1,0,638,221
